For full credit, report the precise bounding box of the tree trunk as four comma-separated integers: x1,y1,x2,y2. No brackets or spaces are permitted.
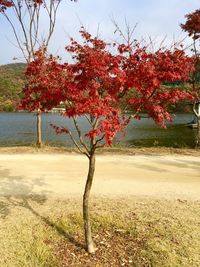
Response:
83,153,96,253
198,103,200,146
197,117,200,147
36,108,42,148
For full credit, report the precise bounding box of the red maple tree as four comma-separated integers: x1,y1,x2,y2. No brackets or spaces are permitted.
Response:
1,0,77,148
181,9,200,39
20,47,65,112
181,9,200,145
21,29,194,253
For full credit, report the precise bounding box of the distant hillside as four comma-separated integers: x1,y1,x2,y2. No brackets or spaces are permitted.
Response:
0,63,26,111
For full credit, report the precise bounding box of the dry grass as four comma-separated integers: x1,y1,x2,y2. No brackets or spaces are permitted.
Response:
0,196,200,267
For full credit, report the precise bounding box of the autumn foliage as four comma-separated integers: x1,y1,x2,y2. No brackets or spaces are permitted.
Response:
181,9,200,39
0,0,12,12
20,48,65,112
118,43,194,126
19,27,195,253
0,0,76,12
181,8,200,146
21,29,194,145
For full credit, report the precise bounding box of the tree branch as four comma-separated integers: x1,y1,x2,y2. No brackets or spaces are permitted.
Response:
68,129,90,157
72,116,90,154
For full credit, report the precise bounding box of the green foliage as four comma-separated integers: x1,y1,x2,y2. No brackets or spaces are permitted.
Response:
0,63,26,111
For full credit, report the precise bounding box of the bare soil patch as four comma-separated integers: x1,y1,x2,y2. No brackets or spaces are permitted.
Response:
55,230,142,267
0,153,200,200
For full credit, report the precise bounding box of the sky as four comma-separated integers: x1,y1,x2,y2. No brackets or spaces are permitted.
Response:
0,0,199,65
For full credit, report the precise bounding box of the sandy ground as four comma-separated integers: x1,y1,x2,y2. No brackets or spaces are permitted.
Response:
0,153,200,200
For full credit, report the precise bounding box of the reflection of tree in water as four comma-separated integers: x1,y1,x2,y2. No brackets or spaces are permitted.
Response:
0,167,84,248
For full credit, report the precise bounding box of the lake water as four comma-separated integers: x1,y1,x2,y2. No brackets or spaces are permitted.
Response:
0,112,197,148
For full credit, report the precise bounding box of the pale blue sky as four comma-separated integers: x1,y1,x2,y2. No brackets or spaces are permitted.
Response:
0,0,199,64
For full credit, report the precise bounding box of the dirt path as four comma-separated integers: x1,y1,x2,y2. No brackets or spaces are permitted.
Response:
0,153,200,200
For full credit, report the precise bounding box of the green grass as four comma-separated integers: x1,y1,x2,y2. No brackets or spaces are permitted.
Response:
0,197,200,266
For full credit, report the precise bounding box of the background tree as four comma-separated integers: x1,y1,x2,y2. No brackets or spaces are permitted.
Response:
21,29,194,253
19,47,65,112
0,0,12,12
181,9,200,145
0,0,76,147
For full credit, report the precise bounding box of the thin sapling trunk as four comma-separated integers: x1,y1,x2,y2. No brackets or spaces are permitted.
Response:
83,151,96,253
197,117,200,146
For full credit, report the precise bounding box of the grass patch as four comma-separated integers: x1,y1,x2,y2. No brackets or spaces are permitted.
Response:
0,197,200,266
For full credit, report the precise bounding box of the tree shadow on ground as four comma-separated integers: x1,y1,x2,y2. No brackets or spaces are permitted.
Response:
0,167,49,219
0,166,84,249
132,163,168,173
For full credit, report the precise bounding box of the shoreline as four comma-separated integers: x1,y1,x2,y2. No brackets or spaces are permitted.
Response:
0,145,199,156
